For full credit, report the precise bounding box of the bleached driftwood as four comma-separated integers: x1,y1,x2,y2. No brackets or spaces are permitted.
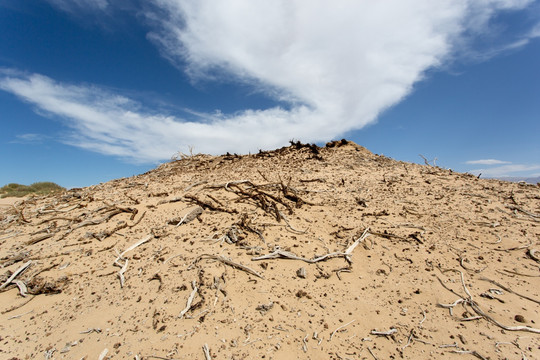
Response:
193,254,264,279
118,234,154,259
202,343,211,360
528,248,540,262
0,260,32,290
438,269,540,334
329,319,355,341
7,309,33,320
450,349,487,360
113,234,154,288
468,301,540,334
98,348,108,360
170,206,203,227
479,277,540,305
179,281,198,319
12,280,28,297
253,228,370,264
117,259,128,288
371,328,397,336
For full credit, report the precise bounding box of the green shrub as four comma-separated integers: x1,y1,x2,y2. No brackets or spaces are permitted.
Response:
0,182,65,198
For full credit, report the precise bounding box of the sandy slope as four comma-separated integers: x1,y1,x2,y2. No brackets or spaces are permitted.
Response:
0,197,22,208
0,141,539,360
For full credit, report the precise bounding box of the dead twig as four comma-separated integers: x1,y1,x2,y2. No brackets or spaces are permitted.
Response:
506,205,539,219
72,208,124,230
193,254,264,279
371,328,397,336
179,281,198,319
438,270,540,334
98,348,108,360
168,206,203,227
367,347,379,360
419,309,427,327
114,234,154,288
494,239,533,252
0,260,32,290
117,234,154,260
0,295,35,314
7,309,33,320
252,228,370,264
184,194,236,214
527,249,539,262
501,269,540,277
468,301,540,334
451,349,487,360
128,210,146,227
25,233,54,245
12,280,28,297
479,277,540,305
202,344,211,360
329,319,355,341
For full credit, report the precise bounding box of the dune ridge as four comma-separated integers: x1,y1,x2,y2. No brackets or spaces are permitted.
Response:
1,140,539,359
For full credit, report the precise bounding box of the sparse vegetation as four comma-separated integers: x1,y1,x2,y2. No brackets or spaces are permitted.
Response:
0,182,65,198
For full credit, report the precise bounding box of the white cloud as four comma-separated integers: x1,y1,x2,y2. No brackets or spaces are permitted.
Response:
0,72,326,162
468,164,540,177
46,0,109,13
11,133,50,144
465,159,511,165
1,1,538,162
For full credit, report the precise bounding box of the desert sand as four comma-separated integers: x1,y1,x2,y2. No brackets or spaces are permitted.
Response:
0,197,22,209
0,140,538,360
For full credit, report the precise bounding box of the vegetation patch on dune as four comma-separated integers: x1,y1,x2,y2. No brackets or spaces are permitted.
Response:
0,182,64,198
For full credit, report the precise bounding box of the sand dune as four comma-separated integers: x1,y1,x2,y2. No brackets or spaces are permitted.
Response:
1,140,538,359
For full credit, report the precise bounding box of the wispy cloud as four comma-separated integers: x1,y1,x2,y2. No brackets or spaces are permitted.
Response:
0,72,324,162
46,0,109,12
466,157,540,177
10,133,50,144
465,159,511,165
468,164,540,177
1,1,539,163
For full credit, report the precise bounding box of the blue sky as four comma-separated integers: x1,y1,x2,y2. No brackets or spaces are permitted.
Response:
1,0,539,188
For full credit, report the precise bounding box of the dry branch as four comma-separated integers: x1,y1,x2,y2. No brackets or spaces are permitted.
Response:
506,205,539,219
1,295,35,314
468,301,540,334
168,206,203,227
479,277,540,305
0,260,32,290
117,259,128,288
252,228,370,264
438,270,540,333
329,319,355,341
12,280,28,297
527,249,540,262
118,234,154,259
25,233,54,245
113,234,154,288
494,239,533,252
179,281,198,318
451,349,487,360
184,194,236,214
72,208,124,230
202,344,211,360
194,254,264,279
371,328,397,336
98,348,108,360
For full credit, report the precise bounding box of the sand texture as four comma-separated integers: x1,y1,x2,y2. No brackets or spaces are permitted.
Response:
0,140,539,359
